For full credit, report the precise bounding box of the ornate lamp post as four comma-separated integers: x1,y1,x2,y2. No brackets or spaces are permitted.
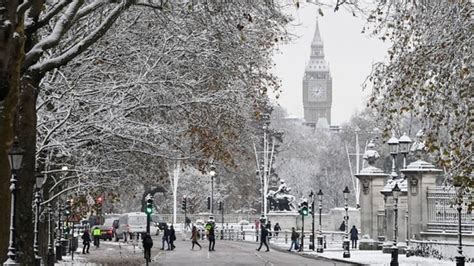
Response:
4,140,24,266
55,203,63,261
387,134,399,179
398,133,411,246
309,191,315,251
34,173,45,266
398,133,412,169
47,203,55,266
342,186,350,258
391,184,401,266
453,180,465,266
209,165,216,214
317,189,324,253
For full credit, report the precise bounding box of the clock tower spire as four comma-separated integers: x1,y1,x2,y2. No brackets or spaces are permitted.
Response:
302,18,332,127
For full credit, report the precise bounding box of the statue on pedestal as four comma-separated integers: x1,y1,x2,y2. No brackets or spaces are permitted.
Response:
267,180,296,211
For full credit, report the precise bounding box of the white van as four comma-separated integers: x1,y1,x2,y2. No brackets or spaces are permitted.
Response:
114,212,147,242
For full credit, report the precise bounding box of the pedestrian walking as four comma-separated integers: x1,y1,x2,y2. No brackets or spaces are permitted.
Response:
169,225,176,250
81,229,91,254
190,226,202,250
161,224,170,250
339,220,346,232
266,221,272,241
207,223,216,251
350,225,359,249
288,227,299,251
142,233,153,262
256,225,269,252
273,223,281,239
92,227,101,247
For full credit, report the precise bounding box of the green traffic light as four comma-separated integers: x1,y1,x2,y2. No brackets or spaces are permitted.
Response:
145,206,153,214
301,207,309,216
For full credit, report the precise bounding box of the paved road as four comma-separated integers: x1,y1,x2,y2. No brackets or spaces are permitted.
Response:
63,236,356,265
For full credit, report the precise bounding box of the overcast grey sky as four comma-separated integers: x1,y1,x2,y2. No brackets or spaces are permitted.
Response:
272,3,389,125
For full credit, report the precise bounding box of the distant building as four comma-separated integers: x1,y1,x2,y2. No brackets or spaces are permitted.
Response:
302,19,332,128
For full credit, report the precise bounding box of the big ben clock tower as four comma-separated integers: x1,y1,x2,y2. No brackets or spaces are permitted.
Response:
303,19,332,126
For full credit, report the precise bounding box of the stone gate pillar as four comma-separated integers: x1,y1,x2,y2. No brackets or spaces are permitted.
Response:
401,160,441,239
355,141,389,242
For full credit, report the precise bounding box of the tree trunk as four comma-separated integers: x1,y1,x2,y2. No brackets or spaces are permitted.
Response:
0,0,25,261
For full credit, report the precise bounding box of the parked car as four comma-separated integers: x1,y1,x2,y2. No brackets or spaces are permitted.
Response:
114,212,147,242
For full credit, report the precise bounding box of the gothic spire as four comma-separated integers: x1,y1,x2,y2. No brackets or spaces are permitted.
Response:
312,18,323,46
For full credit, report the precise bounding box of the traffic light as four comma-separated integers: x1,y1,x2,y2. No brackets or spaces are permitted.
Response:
207,196,211,210
182,196,187,211
64,199,72,216
218,201,223,211
145,194,153,215
299,200,309,216
96,196,103,206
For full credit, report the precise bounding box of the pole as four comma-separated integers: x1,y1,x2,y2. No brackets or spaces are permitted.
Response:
391,197,399,266
300,214,304,252
456,200,465,266
343,199,350,258
4,172,19,265
311,200,315,251
263,128,268,219
47,203,54,266
211,175,214,214
56,203,62,261
33,188,42,266
146,213,150,235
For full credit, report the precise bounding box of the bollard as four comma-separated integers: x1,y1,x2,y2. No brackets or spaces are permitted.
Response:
285,230,288,244
243,231,245,241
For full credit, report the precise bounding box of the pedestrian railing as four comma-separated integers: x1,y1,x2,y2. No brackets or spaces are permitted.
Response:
216,227,347,250
407,239,474,262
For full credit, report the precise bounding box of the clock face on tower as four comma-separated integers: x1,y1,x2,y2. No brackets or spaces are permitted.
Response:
308,82,326,102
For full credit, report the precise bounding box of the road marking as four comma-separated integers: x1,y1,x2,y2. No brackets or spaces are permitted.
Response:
207,250,210,259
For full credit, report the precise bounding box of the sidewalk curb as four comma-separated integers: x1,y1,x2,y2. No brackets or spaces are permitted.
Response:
269,243,366,266
233,240,365,265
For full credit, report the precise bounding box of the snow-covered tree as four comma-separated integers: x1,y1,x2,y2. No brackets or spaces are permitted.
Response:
364,1,472,193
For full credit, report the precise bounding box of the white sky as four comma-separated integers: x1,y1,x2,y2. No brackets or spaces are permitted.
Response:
272,3,389,125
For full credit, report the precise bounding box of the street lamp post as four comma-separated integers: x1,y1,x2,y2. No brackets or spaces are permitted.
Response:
342,186,350,258
317,189,324,253
47,203,55,266
309,191,315,251
4,140,24,266
33,173,45,266
55,203,63,261
209,165,216,214
453,181,465,266
391,184,401,266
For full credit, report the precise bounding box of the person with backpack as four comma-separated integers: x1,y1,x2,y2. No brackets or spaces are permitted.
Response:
190,226,202,250
256,224,270,252
288,227,299,251
81,228,91,254
142,233,153,262
169,225,176,250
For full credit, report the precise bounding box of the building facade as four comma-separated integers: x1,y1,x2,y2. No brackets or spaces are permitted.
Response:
302,19,332,127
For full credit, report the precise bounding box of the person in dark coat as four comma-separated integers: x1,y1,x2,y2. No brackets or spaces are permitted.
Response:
190,226,202,250
350,225,359,249
81,229,91,254
161,224,169,250
142,233,153,261
273,223,281,239
288,227,299,251
339,220,346,232
207,223,216,251
169,225,176,250
256,225,269,252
